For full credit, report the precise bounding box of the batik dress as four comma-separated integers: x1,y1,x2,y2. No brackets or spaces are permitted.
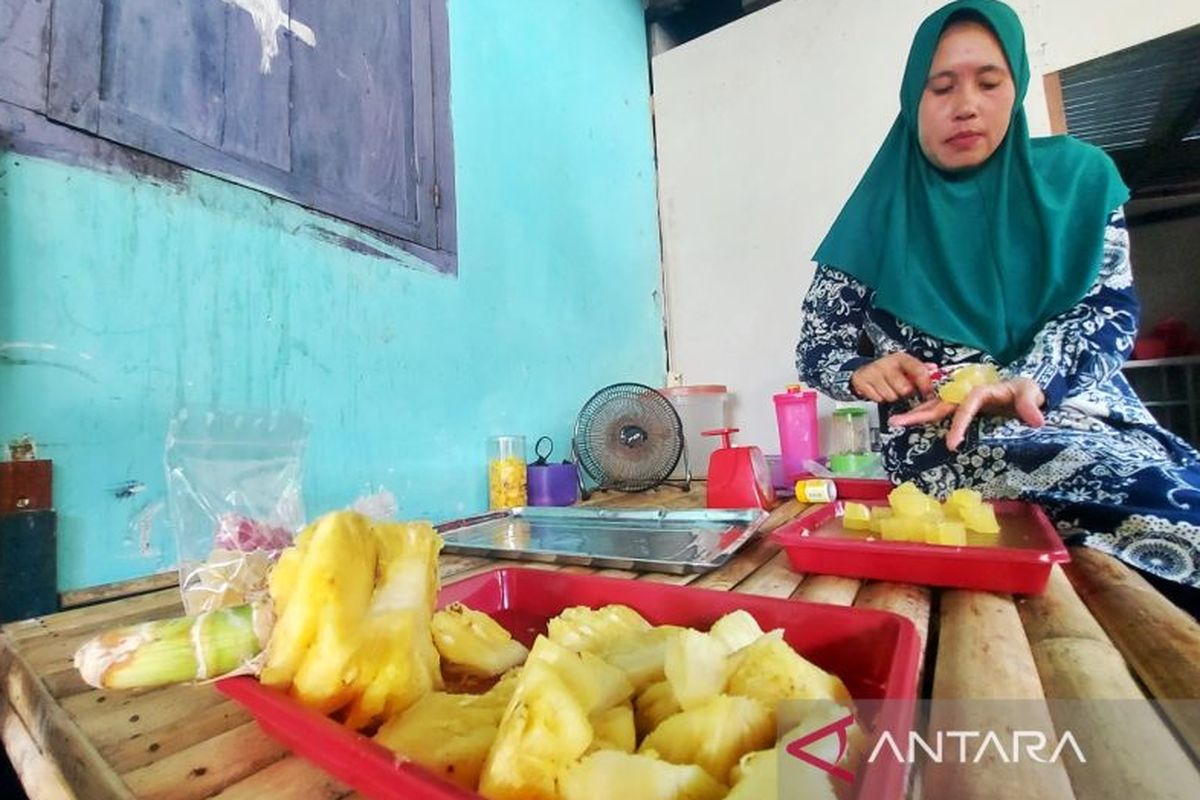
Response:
796,210,1200,587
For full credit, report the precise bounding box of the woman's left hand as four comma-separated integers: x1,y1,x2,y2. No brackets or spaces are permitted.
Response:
888,377,1046,451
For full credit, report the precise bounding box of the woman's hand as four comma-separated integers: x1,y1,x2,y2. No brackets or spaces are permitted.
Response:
888,377,1046,451
850,352,934,403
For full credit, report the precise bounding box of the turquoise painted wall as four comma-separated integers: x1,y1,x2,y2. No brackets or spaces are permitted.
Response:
0,0,665,591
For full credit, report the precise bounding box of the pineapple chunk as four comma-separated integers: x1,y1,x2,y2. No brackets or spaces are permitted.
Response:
479,635,632,800
961,503,1000,534
267,546,303,615
879,517,922,542
725,750,777,800
889,482,935,518
261,512,444,728
927,520,967,546
548,604,651,652
726,634,851,709
588,703,637,753
640,694,775,783
597,625,685,691
432,602,529,678
708,610,766,654
944,488,983,518
938,379,971,405
867,506,893,533
262,512,380,712
374,674,517,791
664,629,730,710
530,636,633,713
636,679,683,738
560,751,727,800
937,363,1000,404
480,660,593,800
341,520,444,729
842,502,872,531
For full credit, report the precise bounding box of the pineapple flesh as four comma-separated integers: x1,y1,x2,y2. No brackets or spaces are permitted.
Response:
374,671,519,791
640,694,775,784
559,751,727,800
432,602,530,678
260,511,443,728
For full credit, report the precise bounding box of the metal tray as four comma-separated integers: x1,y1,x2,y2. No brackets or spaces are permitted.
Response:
435,506,768,574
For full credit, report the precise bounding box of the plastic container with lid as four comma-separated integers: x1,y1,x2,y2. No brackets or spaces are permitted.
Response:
829,406,875,475
773,384,820,482
660,385,729,479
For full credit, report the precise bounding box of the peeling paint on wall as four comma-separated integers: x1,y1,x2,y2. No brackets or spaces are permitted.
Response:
222,0,317,73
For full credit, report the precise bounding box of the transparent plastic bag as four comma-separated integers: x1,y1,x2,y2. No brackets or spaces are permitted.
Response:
165,409,308,615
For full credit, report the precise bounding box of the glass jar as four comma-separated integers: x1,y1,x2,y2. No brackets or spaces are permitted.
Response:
488,435,527,509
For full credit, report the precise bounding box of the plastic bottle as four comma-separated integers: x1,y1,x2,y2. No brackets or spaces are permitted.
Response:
773,384,820,482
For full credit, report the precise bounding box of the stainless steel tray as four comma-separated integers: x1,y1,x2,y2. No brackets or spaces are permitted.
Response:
435,506,768,574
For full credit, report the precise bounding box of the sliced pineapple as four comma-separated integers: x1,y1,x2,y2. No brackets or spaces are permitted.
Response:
261,512,443,728
635,679,683,738
479,659,593,800
560,750,727,800
726,750,777,800
726,633,852,710
341,520,444,729
480,634,634,800
530,636,634,713
548,604,652,652
588,703,636,753
596,625,685,690
640,694,775,783
432,602,529,678
374,674,517,791
261,512,380,712
664,629,730,710
708,610,766,654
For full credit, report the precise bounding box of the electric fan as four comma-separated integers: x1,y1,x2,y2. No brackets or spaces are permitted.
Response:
572,382,691,498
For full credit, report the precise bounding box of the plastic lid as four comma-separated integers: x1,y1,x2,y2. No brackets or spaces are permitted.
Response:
786,383,805,393
833,407,869,418
660,384,728,396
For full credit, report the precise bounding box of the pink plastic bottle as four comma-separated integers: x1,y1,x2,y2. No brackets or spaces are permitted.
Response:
773,384,820,481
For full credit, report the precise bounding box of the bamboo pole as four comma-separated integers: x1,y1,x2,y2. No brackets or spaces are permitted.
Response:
1064,547,1200,757
1018,566,1200,799
924,591,1075,800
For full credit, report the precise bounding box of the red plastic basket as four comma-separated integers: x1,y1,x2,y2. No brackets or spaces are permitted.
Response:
772,500,1070,594
217,567,921,799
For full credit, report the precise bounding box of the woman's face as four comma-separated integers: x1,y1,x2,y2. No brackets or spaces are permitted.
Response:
917,20,1016,171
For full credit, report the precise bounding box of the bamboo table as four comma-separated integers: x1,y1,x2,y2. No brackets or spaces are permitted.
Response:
4,487,1200,800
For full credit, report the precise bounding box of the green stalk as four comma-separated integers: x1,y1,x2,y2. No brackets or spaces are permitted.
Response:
74,601,273,689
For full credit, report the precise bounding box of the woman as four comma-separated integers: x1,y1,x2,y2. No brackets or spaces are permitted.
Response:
796,0,1200,604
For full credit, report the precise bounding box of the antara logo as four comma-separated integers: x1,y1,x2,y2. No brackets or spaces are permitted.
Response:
784,712,1088,783
868,729,1088,765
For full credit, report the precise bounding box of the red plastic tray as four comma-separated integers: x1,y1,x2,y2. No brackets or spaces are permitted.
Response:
217,567,921,800
772,500,1070,594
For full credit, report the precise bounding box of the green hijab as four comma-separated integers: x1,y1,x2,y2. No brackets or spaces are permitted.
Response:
812,0,1128,364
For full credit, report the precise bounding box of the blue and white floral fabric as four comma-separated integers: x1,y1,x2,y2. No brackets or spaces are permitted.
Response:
796,209,1200,587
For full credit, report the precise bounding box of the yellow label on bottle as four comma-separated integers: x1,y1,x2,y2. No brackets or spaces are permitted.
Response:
795,479,837,503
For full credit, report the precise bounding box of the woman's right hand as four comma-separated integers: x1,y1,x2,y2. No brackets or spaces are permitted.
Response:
850,352,933,403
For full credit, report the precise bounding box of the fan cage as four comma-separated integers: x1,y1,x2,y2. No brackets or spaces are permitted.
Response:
572,382,689,494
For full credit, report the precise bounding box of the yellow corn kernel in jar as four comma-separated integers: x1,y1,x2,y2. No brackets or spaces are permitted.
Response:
488,456,527,509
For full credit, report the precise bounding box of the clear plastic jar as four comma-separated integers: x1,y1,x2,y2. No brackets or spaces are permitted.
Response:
488,435,527,509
